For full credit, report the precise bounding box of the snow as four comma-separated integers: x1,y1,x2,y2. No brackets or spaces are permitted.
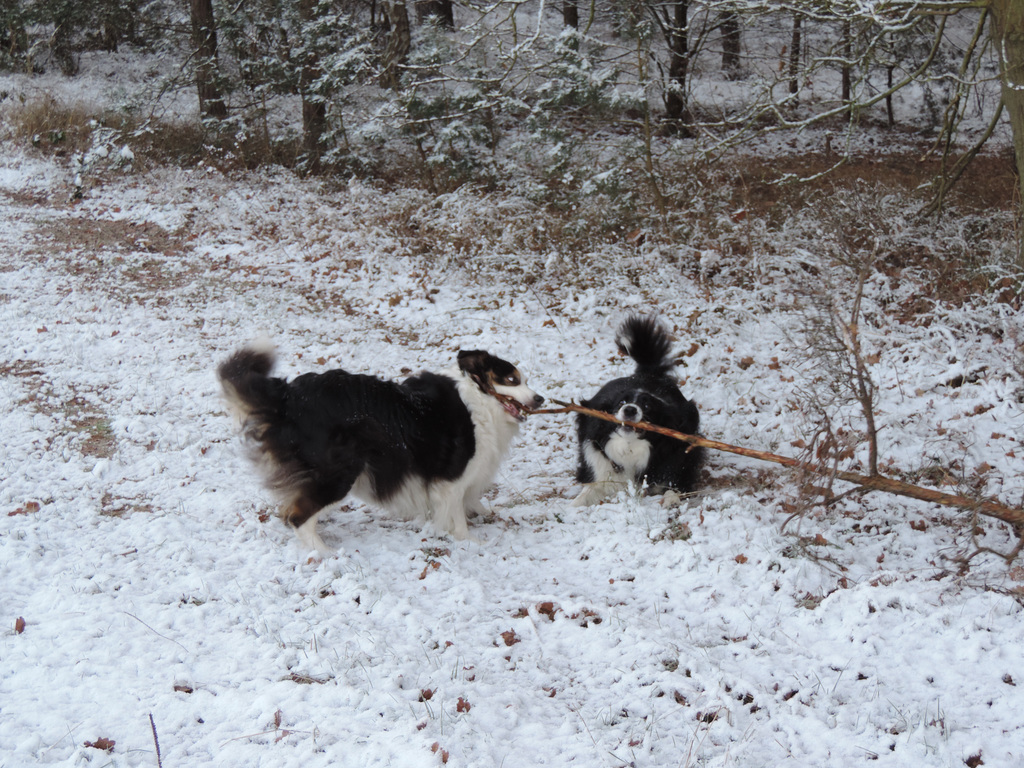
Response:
1,140,1023,768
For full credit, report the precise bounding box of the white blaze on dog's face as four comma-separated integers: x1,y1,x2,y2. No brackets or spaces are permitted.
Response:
614,391,667,432
457,350,544,422
616,401,643,429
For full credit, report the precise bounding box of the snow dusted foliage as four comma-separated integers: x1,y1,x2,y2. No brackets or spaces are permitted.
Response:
1,1,1008,217
1,130,1023,768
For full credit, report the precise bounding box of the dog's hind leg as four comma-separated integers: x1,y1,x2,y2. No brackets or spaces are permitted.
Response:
282,445,364,556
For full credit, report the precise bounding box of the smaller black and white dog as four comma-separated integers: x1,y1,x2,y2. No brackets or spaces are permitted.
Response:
218,342,543,552
572,315,702,506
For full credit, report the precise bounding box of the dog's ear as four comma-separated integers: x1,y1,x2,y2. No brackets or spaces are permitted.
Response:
457,350,491,388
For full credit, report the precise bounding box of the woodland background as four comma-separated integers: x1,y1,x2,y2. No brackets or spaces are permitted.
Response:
2,1,1022,247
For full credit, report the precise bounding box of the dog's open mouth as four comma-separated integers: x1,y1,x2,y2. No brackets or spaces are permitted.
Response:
491,391,530,422
501,397,529,422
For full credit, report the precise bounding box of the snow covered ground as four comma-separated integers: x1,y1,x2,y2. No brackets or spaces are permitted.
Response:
1,138,1023,768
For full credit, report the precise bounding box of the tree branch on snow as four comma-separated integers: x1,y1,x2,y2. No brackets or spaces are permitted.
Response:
532,401,1024,529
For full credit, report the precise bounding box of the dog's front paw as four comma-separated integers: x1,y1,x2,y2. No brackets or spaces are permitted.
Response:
660,489,683,508
465,500,487,519
446,522,481,544
571,485,604,507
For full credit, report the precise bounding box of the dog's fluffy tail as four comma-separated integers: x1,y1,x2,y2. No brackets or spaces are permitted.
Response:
615,315,674,374
217,340,285,422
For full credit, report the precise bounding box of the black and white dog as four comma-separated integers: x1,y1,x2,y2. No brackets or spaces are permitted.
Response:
573,315,702,506
218,342,543,552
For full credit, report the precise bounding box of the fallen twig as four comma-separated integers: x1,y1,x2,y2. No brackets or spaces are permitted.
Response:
123,612,190,653
531,400,1024,528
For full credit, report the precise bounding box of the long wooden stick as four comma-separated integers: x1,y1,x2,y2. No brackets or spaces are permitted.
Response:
532,400,1024,528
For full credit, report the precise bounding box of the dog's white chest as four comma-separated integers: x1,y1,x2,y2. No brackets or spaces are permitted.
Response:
604,432,651,478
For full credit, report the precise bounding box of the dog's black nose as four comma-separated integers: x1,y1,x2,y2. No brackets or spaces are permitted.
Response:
532,394,545,407
621,404,640,421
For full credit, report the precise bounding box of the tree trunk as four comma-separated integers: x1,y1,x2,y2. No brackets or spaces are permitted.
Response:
563,0,578,30
298,0,326,172
841,18,852,114
101,0,137,52
2,5,28,57
663,0,690,132
720,11,740,79
563,0,579,50
52,16,78,76
886,64,895,128
416,0,453,29
990,0,1024,265
380,0,411,90
189,0,228,119
788,13,802,106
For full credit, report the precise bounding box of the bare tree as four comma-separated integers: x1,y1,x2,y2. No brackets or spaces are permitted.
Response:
840,17,852,113
416,0,453,29
788,11,801,106
1,3,28,60
100,0,138,51
798,266,880,480
380,0,410,90
990,0,1024,263
786,193,895,493
720,9,741,78
189,0,228,119
298,0,326,171
563,0,579,50
563,0,579,31
654,0,691,130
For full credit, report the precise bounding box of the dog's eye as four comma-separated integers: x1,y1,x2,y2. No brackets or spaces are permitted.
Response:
505,375,519,385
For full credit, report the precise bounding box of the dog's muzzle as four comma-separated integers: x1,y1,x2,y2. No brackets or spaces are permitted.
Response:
617,404,642,430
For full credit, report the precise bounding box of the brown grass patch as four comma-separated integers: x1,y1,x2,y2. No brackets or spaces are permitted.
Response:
100,492,154,518
36,217,182,256
2,360,117,460
723,150,1016,218
4,96,100,156
25,217,202,299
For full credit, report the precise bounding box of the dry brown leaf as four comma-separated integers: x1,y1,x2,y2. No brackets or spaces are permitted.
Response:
84,738,115,752
536,602,557,621
431,742,450,762
8,501,40,517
